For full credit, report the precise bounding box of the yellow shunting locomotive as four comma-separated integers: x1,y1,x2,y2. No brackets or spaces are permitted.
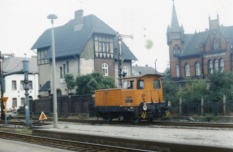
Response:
94,74,167,122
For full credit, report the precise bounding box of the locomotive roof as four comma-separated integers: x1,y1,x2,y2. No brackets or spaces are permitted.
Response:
123,73,162,80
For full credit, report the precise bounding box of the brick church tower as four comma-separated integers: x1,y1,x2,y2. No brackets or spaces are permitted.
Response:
167,1,184,78
167,1,233,80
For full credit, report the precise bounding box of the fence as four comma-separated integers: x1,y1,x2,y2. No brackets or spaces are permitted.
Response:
30,94,94,116
169,96,233,116
29,94,233,117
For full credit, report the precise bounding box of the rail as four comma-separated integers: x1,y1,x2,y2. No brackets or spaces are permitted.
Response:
0,131,151,152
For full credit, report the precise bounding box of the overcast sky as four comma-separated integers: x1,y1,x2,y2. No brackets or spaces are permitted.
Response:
1,0,233,72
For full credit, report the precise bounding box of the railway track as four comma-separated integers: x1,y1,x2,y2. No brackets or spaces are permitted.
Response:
0,131,150,152
14,117,233,128
58,119,233,129
33,129,233,152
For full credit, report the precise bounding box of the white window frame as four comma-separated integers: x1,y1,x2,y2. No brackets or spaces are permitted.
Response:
184,64,190,77
102,63,109,76
176,64,180,78
214,59,219,72
12,98,17,108
123,66,128,77
12,80,17,90
195,62,201,76
208,60,213,74
220,58,224,72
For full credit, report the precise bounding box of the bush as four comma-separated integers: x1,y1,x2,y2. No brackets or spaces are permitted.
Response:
75,72,116,95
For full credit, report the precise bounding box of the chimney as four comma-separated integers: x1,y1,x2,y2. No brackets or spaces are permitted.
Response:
74,10,84,31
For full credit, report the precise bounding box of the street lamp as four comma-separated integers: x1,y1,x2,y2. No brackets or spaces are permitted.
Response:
47,14,58,128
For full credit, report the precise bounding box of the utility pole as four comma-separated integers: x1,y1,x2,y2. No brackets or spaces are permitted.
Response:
23,58,30,126
117,33,133,88
48,14,58,128
0,51,5,120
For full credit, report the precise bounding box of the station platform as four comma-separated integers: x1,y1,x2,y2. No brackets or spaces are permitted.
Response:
33,122,233,152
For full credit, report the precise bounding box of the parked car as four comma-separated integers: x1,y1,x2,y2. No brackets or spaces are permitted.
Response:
6,111,17,119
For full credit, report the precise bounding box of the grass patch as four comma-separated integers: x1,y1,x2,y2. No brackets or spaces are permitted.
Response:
0,128,32,135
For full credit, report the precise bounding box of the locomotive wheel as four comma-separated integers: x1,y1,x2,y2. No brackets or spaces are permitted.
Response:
130,114,140,124
103,116,112,123
132,118,140,124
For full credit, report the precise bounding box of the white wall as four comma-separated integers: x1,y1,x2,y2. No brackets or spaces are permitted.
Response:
50,57,80,95
80,58,94,75
4,74,39,111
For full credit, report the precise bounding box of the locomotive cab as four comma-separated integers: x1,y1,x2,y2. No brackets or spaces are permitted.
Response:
94,74,167,122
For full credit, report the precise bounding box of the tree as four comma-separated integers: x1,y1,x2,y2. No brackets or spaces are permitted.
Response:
64,74,75,95
178,79,208,103
162,68,179,102
208,72,233,102
75,72,116,95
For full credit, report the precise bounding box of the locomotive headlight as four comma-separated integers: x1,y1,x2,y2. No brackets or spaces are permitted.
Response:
143,103,147,111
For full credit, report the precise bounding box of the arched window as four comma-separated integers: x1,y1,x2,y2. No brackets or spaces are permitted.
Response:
220,58,224,72
173,46,181,55
195,62,201,76
184,64,190,77
213,39,220,50
214,59,219,72
208,60,213,74
57,89,62,97
176,64,180,78
102,63,108,76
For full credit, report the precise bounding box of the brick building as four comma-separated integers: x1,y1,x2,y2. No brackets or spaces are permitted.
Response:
167,2,233,80
31,10,136,96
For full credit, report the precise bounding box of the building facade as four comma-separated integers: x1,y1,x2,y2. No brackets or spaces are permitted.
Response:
132,64,157,76
167,2,233,80
2,56,39,110
32,10,136,96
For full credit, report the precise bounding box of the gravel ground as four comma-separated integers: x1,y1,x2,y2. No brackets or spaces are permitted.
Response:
43,122,233,149
0,138,73,152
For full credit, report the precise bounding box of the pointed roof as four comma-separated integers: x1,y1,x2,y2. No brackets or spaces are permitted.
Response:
3,56,38,74
170,0,180,30
31,13,137,61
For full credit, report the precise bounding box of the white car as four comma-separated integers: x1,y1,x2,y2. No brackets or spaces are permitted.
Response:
6,111,17,119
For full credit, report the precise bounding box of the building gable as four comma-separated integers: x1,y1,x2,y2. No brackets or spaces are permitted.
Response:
31,11,136,61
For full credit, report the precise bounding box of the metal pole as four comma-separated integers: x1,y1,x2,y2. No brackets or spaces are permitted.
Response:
118,36,123,88
23,59,30,126
48,15,58,128
117,34,133,88
0,51,5,121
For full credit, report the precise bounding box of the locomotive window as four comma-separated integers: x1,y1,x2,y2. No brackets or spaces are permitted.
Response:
153,80,160,89
137,80,144,89
123,81,127,89
128,80,134,89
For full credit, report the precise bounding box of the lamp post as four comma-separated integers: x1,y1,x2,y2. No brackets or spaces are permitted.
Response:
47,14,58,128
23,59,30,126
0,51,5,121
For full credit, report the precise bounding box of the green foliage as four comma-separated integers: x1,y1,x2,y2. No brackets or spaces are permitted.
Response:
64,74,75,94
162,68,233,103
75,72,116,95
208,72,233,102
178,79,208,103
162,68,179,102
